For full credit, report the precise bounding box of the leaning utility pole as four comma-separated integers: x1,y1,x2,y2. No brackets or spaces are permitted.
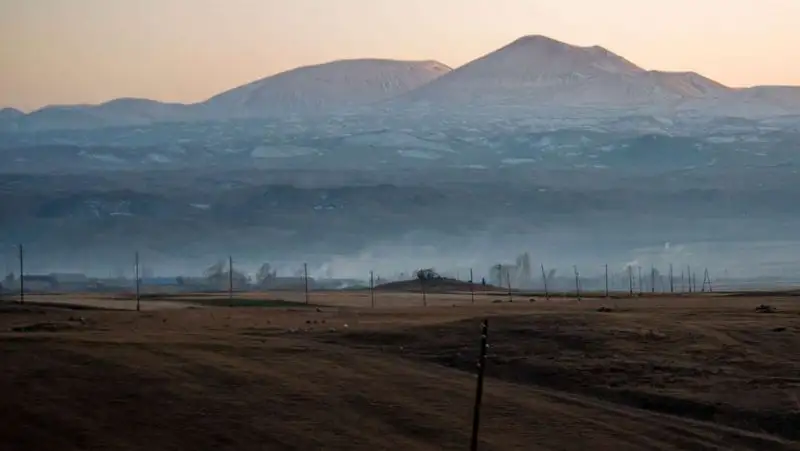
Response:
470,319,489,451
135,251,140,312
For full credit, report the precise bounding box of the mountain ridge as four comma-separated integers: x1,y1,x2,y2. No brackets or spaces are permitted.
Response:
203,58,452,118
3,35,800,130
1,58,451,130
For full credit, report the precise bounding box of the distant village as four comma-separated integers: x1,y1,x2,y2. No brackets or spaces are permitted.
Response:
0,261,361,295
0,252,754,295
0,253,571,295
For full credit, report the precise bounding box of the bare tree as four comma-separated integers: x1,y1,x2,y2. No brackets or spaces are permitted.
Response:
416,268,442,281
204,260,248,289
204,260,226,280
256,263,276,286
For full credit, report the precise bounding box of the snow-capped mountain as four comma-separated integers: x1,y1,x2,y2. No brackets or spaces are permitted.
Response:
3,34,800,132
4,59,450,130
397,35,734,110
202,58,451,118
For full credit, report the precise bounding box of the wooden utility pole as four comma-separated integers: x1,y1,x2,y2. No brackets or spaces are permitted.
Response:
470,319,489,451
18,244,24,304
604,264,609,298
687,265,692,293
573,266,581,301
304,263,309,304
540,264,550,301
420,276,427,307
681,269,685,293
700,270,705,292
702,268,712,293
650,266,655,294
669,264,674,293
506,268,513,302
470,268,475,304
637,266,643,296
369,270,375,308
228,256,233,305
628,266,633,297
135,251,140,312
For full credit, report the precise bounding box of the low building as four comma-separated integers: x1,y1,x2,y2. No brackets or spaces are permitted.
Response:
21,275,59,292
50,273,90,284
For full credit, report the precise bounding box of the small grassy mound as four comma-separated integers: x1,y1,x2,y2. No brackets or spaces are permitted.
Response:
376,278,501,293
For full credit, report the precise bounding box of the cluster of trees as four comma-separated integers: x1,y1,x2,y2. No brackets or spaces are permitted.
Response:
197,261,279,289
416,268,443,281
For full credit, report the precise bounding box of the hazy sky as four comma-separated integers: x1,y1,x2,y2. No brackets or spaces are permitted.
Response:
2,0,799,111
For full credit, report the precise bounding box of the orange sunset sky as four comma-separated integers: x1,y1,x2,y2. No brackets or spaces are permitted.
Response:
1,0,798,111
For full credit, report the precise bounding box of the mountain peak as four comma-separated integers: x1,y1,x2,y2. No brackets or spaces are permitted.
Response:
397,35,739,108
505,35,615,54
507,34,574,48
486,34,645,75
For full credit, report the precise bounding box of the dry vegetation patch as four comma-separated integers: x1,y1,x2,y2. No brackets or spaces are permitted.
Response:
333,301,800,442
0,294,799,450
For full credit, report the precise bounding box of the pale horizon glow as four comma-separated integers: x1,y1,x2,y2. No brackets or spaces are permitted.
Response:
1,0,799,111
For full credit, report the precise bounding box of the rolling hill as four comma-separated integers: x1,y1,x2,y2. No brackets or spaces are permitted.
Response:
14,98,200,130
202,58,452,118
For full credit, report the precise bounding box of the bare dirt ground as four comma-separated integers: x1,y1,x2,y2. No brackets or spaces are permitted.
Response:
1,291,799,450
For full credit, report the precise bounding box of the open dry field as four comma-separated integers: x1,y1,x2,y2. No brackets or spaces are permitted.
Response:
1,290,800,450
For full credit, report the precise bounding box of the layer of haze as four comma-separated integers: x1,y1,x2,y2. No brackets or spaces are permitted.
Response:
2,0,799,111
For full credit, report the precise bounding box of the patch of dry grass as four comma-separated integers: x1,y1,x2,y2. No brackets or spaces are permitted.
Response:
1,293,799,450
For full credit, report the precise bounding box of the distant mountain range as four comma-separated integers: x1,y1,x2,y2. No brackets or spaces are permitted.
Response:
402,36,730,107
1,59,452,131
3,35,800,131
